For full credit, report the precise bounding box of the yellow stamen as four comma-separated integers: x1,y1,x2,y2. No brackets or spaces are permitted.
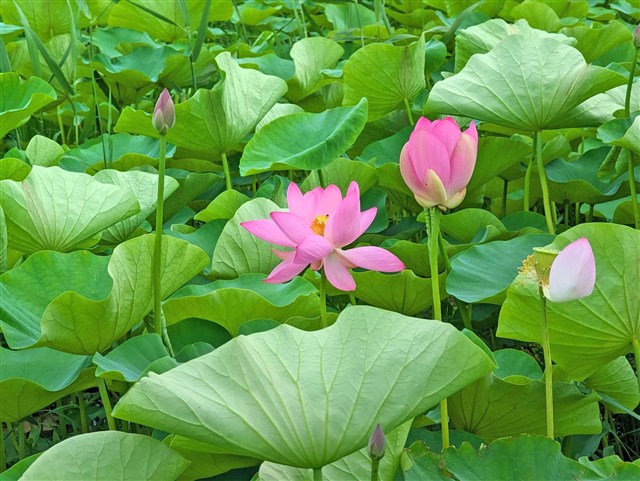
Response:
311,215,329,236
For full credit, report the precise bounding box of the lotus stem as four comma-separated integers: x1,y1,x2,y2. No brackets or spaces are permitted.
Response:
534,131,555,234
16,421,25,460
539,285,554,439
221,151,233,191
403,97,414,125
624,47,638,118
628,153,639,229
76,392,88,434
319,269,328,328
501,178,508,218
428,207,449,449
524,157,532,212
370,458,380,481
313,467,323,481
97,378,117,431
154,134,167,337
0,422,5,472
57,399,67,439
632,338,640,395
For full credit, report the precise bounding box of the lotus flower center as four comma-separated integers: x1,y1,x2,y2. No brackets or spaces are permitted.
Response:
311,215,329,236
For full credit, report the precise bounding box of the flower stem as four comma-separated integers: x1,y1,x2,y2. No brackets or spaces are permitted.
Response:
16,422,25,460
428,207,449,449
535,131,555,234
624,47,638,118
370,459,380,481
97,378,117,431
76,392,88,434
628,153,639,229
524,158,532,212
0,422,5,472
313,467,323,481
320,269,328,328
221,151,232,191
154,134,167,337
539,285,554,439
632,338,640,396
403,98,414,125
501,178,508,218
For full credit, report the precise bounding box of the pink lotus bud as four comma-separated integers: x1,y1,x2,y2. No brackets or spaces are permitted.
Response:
543,238,596,303
400,117,478,210
368,424,386,461
634,23,640,49
152,88,175,134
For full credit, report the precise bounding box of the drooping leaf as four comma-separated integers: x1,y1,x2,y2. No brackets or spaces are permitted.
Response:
0,72,56,138
25,135,64,167
20,432,189,481
194,190,250,222
343,35,425,121
286,37,344,102
239,99,368,176
560,20,632,64
497,223,640,380
0,166,139,253
581,357,639,413
597,113,640,156
113,306,495,468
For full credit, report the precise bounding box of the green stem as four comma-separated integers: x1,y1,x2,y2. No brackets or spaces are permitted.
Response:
501,178,508,218
628,153,639,229
313,467,323,481
539,285,554,439
587,204,594,223
428,207,449,449
154,134,167,337
77,392,88,434
17,422,25,460
632,338,640,396
524,158,532,212
574,202,580,225
57,399,67,440
437,232,450,272
535,131,555,234
349,294,357,306
370,458,380,481
317,169,326,188
403,98,414,125
97,378,117,431
221,151,232,191
0,422,5,473
624,48,638,118
319,270,328,328
563,200,569,231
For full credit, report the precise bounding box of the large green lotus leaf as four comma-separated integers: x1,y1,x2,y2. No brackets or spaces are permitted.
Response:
565,80,640,128
0,0,86,41
194,190,250,223
449,363,601,441
256,103,304,131
0,73,56,138
210,198,282,279
588,194,640,226
300,157,379,195
0,234,208,354
0,166,139,253
113,305,495,468
425,32,627,131
402,435,640,481
258,421,411,481
165,436,259,481
108,0,232,41
94,170,179,244
0,158,31,182
440,209,507,244
114,53,287,160
497,223,640,380
350,270,443,316
324,2,376,30
286,37,343,102
560,20,632,63
597,114,640,156
467,137,531,191
163,274,320,336
25,135,64,167
93,46,175,89
446,234,555,304
342,35,425,121
582,357,639,413
546,147,627,205
239,99,368,175
20,431,189,481
511,1,561,32
492,349,542,381
453,19,574,73
93,334,177,382
0,346,95,422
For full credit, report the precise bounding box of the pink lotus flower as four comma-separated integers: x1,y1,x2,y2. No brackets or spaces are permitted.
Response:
544,237,596,303
152,88,175,134
634,23,640,49
400,117,478,210
241,182,405,291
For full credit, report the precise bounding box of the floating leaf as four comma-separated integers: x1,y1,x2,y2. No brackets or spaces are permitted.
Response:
113,306,495,468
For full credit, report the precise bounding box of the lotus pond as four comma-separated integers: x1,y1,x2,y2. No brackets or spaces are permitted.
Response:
1,1,640,480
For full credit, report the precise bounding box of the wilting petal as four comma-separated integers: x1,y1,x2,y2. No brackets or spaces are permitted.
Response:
425,169,448,207
265,251,308,284
294,235,334,264
241,220,295,247
547,237,596,302
270,211,313,244
430,117,462,158
339,246,405,272
446,122,477,196
407,129,451,186
324,252,356,291
325,182,361,248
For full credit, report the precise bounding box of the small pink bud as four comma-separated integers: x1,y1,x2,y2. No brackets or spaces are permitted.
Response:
152,88,175,134
634,23,640,49
368,424,386,461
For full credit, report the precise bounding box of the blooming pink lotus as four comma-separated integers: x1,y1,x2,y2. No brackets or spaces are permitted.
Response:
400,117,478,210
152,88,175,134
241,182,405,291
544,237,596,303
